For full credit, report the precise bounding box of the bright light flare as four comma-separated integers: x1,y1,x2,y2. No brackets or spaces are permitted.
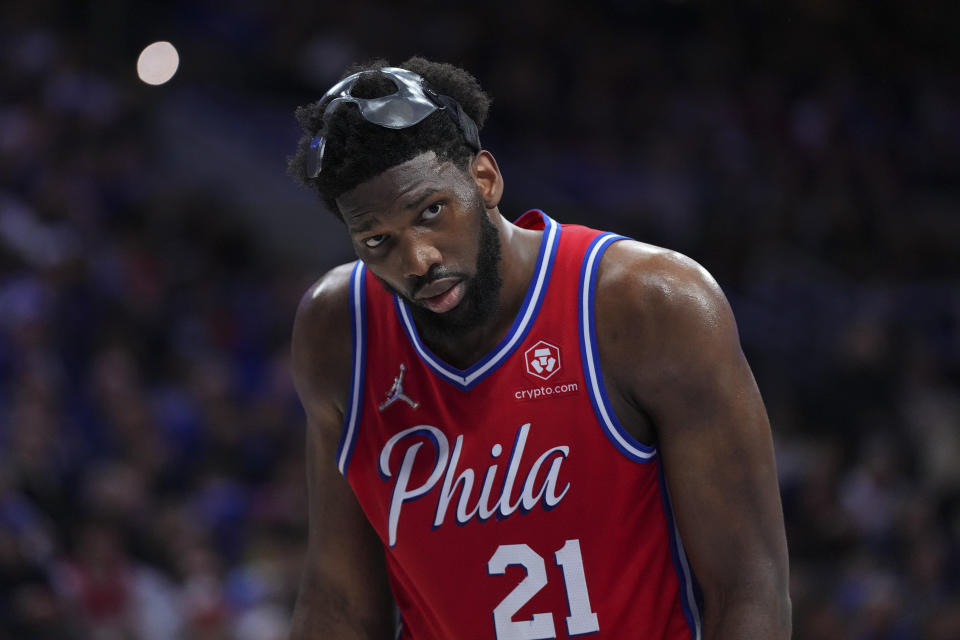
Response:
137,41,179,86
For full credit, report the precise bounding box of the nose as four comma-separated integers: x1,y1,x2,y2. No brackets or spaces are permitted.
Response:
400,230,442,279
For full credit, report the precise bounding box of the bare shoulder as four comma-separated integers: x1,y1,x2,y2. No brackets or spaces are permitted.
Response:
597,238,733,332
596,239,729,326
594,239,741,398
291,261,358,424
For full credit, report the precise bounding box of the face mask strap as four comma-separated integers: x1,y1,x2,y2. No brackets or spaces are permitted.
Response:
430,91,481,153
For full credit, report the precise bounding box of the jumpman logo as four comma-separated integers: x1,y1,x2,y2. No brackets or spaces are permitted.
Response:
379,364,419,411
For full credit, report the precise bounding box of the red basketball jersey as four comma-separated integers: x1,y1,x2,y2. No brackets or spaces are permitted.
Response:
337,210,702,639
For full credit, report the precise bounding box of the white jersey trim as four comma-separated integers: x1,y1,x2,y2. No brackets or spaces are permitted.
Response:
336,261,367,475
578,232,658,462
659,466,704,640
395,213,561,391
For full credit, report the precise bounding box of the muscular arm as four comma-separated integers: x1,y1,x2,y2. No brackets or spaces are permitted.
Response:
289,263,396,640
597,243,791,639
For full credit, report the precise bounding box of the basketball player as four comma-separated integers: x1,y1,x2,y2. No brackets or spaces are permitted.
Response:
286,58,791,639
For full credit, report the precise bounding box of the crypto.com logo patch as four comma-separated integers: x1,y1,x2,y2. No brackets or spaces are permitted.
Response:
524,340,561,380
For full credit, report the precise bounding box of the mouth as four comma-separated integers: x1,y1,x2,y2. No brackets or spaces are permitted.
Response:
414,278,465,314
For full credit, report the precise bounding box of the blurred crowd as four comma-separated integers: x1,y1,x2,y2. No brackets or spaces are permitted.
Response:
0,8,311,639
1,2,959,639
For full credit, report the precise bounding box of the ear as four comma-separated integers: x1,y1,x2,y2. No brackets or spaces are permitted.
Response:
471,151,503,210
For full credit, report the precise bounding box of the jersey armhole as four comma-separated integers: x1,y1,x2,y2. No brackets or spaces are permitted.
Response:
577,233,658,463
335,261,367,475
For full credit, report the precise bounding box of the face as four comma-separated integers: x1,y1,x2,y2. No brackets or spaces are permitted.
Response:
337,152,503,340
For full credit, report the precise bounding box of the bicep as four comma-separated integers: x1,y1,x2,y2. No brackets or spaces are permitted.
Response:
291,408,396,639
652,334,787,597
596,244,788,600
641,284,788,601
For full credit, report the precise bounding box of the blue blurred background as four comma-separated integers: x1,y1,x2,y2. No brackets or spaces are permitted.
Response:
1,1,958,638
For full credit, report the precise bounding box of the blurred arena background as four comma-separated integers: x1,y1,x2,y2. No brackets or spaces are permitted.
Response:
1,1,958,638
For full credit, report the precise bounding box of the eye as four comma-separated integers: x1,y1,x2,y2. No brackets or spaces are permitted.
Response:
421,202,443,220
363,234,386,248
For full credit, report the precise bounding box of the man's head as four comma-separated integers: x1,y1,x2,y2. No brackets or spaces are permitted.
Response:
288,57,492,218
290,58,504,336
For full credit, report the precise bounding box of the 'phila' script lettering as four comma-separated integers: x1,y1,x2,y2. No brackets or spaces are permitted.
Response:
378,423,569,547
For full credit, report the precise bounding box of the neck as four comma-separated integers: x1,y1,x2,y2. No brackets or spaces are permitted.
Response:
420,213,542,369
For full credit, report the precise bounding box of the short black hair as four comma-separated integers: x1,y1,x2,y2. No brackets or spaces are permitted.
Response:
288,57,492,219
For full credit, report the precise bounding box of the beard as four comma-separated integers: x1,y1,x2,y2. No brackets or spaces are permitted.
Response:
378,201,503,344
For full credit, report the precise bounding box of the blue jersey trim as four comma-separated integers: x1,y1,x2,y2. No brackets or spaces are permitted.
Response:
658,465,704,640
395,213,561,391
336,261,367,475
577,233,657,462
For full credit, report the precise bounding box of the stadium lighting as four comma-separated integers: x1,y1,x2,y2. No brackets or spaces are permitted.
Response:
137,41,179,86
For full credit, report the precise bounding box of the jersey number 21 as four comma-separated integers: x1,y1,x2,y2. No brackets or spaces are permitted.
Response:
487,539,600,639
